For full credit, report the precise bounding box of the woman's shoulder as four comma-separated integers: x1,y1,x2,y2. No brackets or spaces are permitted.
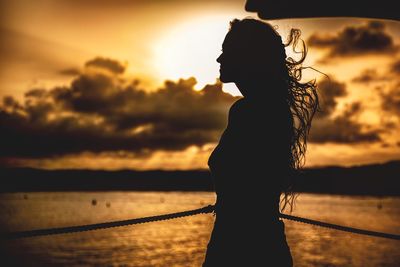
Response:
229,97,264,118
227,98,247,123
229,98,246,112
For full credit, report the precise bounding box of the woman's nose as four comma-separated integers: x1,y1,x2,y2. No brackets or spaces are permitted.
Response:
216,53,222,63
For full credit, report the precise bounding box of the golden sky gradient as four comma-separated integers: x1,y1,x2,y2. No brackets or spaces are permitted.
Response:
1,0,400,170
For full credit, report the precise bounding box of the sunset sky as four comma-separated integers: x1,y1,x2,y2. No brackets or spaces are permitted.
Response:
1,0,400,170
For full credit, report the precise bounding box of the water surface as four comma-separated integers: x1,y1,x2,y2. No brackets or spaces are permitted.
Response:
0,192,399,266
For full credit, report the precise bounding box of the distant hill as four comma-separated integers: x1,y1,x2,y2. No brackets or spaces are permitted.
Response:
0,161,399,195
297,160,400,195
0,168,214,192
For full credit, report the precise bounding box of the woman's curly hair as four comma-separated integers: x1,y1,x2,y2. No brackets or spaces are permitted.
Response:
229,19,320,212
282,28,319,212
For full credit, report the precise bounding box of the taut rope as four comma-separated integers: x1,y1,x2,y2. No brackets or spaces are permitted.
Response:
278,212,400,240
2,205,399,240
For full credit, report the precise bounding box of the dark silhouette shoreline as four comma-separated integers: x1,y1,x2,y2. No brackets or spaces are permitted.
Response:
0,160,399,195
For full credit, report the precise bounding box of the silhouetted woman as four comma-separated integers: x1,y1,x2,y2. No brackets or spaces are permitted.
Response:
203,18,319,266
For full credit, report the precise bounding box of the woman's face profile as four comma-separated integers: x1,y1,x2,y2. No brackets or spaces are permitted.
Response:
216,29,267,85
216,31,247,84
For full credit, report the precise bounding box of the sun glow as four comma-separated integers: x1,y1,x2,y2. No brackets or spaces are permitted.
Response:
153,15,241,95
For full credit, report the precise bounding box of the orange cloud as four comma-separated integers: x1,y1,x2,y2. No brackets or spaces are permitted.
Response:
309,77,381,143
0,58,238,160
308,21,398,62
0,59,395,168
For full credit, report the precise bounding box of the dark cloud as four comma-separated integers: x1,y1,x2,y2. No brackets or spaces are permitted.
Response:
59,68,81,76
309,77,381,143
353,58,400,85
352,69,389,84
310,102,381,144
390,59,400,74
380,83,400,116
2,96,22,110
25,88,48,98
315,78,347,117
0,59,238,158
352,69,376,83
0,60,384,159
84,57,126,74
308,21,397,59
381,143,390,148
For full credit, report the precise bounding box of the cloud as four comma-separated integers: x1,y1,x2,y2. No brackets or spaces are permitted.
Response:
380,83,400,116
59,68,81,76
352,58,400,84
390,59,400,74
308,21,397,60
315,77,347,117
0,60,384,161
0,58,238,158
2,96,23,111
84,57,126,74
310,102,381,143
351,69,389,83
309,77,381,143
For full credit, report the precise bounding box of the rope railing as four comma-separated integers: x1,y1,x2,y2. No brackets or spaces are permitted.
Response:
278,213,400,240
2,204,400,240
1,205,215,239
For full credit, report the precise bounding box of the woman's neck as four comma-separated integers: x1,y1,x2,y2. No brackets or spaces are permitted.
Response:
235,78,285,100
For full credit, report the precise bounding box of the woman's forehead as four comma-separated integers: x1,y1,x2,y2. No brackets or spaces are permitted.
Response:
222,31,244,51
222,28,280,53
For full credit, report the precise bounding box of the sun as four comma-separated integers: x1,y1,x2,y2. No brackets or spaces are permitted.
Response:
153,15,241,95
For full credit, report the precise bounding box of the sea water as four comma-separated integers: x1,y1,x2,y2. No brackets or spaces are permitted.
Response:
0,192,399,267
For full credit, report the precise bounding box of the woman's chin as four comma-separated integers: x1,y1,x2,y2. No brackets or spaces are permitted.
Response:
219,74,233,83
